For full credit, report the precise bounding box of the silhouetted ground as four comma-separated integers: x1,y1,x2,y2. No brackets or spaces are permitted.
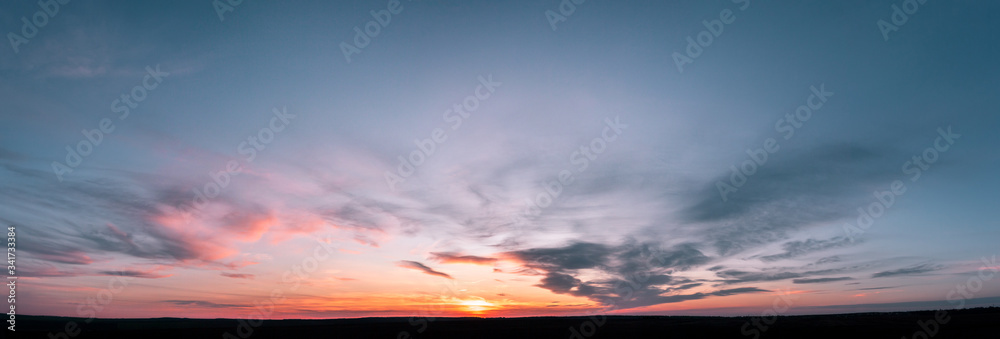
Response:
14,307,1000,338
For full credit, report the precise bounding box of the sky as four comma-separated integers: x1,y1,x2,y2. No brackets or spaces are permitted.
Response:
1,0,999,321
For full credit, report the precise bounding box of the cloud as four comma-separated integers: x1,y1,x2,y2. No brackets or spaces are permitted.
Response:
641,243,712,270
396,260,453,279
684,144,891,222
0,160,361,273
99,267,173,279
501,241,748,310
163,300,249,308
353,234,380,248
507,242,613,271
793,277,854,284
857,286,897,291
220,210,277,242
672,283,703,290
759,237,857,262
0,164,238,264
16,262,84,278
0,147,28,161
801,261,879,276
221,272,255,279
872,263,942,278
709,287,771,297
430,252,498,265
815,256,842,265
609,286,771,310
714,259,895,285
681,144,898,256
535,273,596,297
715,270,803,284
30,249,94,265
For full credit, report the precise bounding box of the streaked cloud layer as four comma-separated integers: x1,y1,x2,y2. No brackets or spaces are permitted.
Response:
1,0,998,320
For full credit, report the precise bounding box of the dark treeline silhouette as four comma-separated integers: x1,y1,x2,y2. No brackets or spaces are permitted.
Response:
17,307,999,338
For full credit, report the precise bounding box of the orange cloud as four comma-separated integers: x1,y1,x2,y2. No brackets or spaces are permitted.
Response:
430,252,498,266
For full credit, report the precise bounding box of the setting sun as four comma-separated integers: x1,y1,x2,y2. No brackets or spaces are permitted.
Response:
458,299,497,314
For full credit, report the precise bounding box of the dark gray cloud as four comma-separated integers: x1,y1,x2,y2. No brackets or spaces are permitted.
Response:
396,260,453,279
715,270,803,285
221,272,255,279
609,241,711,287
710,287,771,297
99,270,171,279
506,241,770,309
802,261,879,276
607,287,771,310
645,243,712,270
535,272,598,297
856,286,897,291
673,283,703,290
713,258,913,286
872,263,942,278
793,277,854,284
507,242,613,271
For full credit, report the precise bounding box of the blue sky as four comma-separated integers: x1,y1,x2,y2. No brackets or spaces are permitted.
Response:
1,0,999,319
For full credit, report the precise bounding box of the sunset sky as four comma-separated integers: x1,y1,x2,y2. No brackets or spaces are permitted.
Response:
2,0,999,320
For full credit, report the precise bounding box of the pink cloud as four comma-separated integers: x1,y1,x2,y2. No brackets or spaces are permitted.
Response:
221,211,277,242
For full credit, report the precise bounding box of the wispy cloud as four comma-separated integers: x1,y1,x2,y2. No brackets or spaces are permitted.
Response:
682,145,897,256
793,277,854,284
396,261,453,279
872,263,943,278
220,272,255,279
163,300,249,308
759,237,857,262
